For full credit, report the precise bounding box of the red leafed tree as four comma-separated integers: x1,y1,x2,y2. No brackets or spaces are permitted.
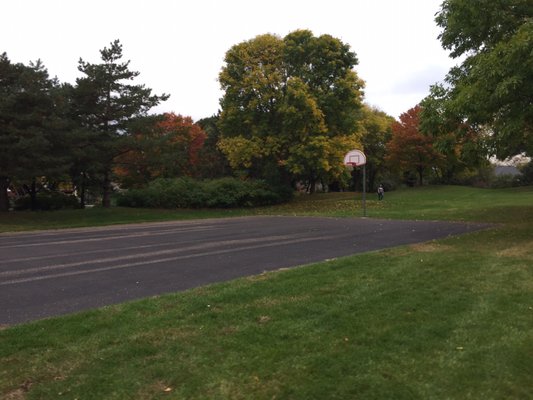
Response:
115,113,207,188
156,113,206,170
386,105,442,185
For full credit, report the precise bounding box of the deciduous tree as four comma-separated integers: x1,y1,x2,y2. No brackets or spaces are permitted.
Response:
196,115,231,179
218,30,363,191
359,105,395,190
386,106,442,185
434,0,533,158
114,113,207,187
420,84,489,182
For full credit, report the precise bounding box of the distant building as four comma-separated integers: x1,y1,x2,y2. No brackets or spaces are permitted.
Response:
494,165,521,177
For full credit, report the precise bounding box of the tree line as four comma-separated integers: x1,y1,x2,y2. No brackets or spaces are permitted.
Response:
1,40,168,211
1,1,531,211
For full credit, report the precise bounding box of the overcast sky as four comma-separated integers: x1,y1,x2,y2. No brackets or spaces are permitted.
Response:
2,0,456,121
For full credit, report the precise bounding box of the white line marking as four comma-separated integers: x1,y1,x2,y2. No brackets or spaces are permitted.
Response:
0,225,220,249
0,235,329,286
0,234,300,277
3,238,199,263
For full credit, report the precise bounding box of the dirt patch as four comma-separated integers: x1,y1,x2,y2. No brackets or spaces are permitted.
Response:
3,388,26,400
497,242,533,259
252,294,311,308
3,380,32,400
135,380,173,398
257,315,271,324
409,242,453,253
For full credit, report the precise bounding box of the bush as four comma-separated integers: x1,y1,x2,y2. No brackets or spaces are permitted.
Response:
149,178,207,208
519,161,533,185
116,178,203,208
116,177,293,209
490,174,521,188
14,191,80,211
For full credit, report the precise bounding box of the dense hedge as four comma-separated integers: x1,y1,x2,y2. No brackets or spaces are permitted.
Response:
116,177,293,208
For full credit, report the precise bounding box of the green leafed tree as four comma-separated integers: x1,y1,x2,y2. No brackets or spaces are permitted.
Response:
72,40,169,207
0,54,71,211
218,30,364,192
420,84,490,182
196,115,231,179
359,105,395,190
433,0,533,159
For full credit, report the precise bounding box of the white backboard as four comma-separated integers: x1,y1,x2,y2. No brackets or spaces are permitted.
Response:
344,149,366,166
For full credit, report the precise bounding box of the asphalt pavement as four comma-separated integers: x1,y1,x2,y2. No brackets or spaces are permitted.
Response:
0,216,490,326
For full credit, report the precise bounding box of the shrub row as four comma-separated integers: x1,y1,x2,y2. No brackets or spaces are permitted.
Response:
116,177,293,208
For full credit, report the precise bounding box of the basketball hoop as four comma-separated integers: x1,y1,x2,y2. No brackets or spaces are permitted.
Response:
345,161,357,170
344,149,366,166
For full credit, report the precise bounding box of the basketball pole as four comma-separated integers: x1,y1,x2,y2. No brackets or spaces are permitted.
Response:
362,164,367,217
344,149,367,218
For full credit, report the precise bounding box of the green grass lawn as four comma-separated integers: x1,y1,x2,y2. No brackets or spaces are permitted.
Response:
1,186,532,399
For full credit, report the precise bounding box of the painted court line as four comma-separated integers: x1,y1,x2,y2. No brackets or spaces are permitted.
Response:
0,225,220,249
0,235,330,286
0,234,306,278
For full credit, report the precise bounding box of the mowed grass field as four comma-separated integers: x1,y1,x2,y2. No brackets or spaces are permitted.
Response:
1,186,532,399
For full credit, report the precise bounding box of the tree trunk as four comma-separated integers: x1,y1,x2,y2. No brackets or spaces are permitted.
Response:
0,176,10,212
308,177,316,194
418,168,424,186
79,172,86,209
30,177,38,211
368,165,377,192
102,169,112,208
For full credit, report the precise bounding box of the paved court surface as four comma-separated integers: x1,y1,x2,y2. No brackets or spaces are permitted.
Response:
0,216,490,325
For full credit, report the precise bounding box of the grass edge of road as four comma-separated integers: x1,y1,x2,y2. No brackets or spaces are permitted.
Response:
1,185,532,399
1,185,533,234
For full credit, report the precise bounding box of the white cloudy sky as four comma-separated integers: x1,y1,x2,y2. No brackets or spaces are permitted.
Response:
2,0,456,121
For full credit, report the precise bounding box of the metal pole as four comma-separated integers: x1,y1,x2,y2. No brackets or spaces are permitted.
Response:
362,164,367,217
353,166,357,207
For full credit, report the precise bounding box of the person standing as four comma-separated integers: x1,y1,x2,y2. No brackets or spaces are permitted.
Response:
377,184,384,201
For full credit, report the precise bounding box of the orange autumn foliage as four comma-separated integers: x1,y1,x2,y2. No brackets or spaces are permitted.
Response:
156,113,207,169
115,113,207,187
386,105,442,185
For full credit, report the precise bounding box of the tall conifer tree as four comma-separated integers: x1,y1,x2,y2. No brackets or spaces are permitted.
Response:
73,40,168,207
